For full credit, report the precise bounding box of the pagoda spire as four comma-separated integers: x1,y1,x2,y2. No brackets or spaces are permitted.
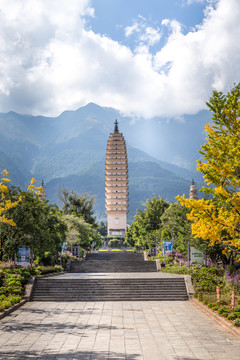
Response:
114,119,119,133
39,180,46,201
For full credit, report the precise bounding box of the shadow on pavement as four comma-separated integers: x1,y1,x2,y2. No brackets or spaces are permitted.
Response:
0,350,140,360
1,321,119,336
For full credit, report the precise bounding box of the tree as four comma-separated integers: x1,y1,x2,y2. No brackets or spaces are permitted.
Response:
177,83,240,255
63,214,102,250
58,189,97,226
126,195,169,249
97,221,107,236
58,185,69,215
160,203,193,256
0,188,67,262
0,170,22,226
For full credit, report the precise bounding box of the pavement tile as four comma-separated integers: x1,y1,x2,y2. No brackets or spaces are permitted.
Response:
1,299,240,360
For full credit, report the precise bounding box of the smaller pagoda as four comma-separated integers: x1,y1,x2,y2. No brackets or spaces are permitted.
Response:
189,179,198,200
39,180,46,201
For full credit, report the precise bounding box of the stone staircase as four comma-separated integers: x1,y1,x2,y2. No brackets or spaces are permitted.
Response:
31,252,188,301
31,277,188,301
70,252,157,273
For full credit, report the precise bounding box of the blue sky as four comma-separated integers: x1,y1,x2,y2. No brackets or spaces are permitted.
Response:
90,0,206,45
0,0,239,118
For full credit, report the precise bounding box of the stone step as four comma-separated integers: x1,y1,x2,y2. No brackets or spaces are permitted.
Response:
70,262,157,272
31,251,188,302
32,295,188,300
34,278,185,284
70,252,157,273
86,253,144,261
31,278,188,301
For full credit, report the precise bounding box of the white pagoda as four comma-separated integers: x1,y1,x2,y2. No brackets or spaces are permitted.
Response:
105,120,128,236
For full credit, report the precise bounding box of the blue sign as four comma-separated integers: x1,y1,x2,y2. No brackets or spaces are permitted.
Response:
163,241,172,254
17,248,30,266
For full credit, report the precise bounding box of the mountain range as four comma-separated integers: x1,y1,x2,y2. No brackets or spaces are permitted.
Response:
0,103,209,222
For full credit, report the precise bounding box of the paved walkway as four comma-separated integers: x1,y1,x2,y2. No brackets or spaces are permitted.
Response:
0,301,240,360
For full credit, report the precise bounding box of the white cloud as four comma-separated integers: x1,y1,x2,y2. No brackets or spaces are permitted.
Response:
125,23,140,37
124,17,161,48
0,0,239,118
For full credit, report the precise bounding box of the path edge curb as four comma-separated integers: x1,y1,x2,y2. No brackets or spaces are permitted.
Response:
190,297,240,339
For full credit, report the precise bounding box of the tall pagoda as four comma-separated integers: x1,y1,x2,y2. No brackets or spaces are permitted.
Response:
105,120,128,236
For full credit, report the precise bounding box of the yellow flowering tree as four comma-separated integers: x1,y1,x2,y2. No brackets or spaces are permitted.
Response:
177,83,240,254
27,178,42,196
0,170,22,226
0,173,42,227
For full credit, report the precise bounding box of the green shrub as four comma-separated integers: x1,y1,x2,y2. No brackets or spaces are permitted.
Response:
36,265,63,275
0,287,7,295
220,299,228,306
218,306,229,317
0,300,11,312
6,286,22,295
233,319,240,327
7,295,21,306
108,238,127,248
162,265,190,275
207,303,215,308
0,294,6,301
0,265,64,313
4,274,23,295
191,266,224,293
227,312,239,320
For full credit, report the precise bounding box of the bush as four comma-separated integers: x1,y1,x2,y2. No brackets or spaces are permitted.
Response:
0,300,11,312
36,265,63,275
7,295,21,306
34,251,56,266
0,264,64,312
233,319,240,327
227,312,239,320
191,267,224,293
218,306,229,317
0,287,7,295
208,303,217,309
0,294,6,301
161,264,190,275
108,238,127,248
225,270,240,291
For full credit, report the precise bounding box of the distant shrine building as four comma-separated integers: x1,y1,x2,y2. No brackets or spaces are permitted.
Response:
105,120,129,236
